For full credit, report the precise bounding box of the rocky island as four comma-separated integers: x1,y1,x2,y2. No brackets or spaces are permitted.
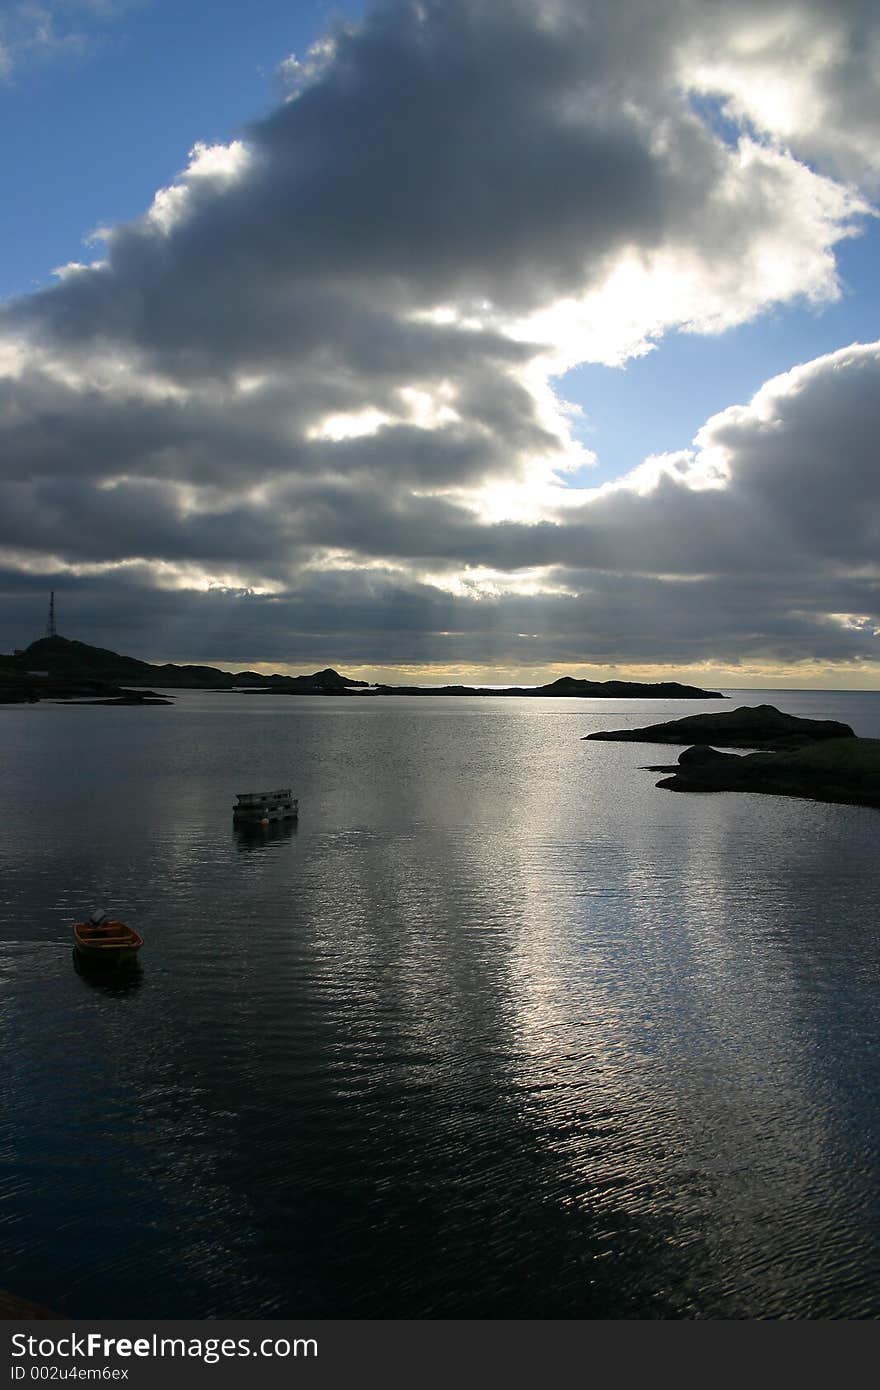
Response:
583,703,854,749
583,703,880,809
371,676,725,699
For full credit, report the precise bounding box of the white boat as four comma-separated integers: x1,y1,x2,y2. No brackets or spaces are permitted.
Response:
233,788,299,824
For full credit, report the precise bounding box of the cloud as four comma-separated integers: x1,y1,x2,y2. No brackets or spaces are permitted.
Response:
3,340,878,673
0,1,142,78
681,0,880,188
9,3,867,365
0,0,878,676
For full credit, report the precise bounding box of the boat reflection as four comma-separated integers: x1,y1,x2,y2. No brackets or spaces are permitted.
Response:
234,818,299,852
73,950,144,994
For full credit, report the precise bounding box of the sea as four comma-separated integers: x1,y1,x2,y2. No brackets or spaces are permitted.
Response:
1,688,878,1319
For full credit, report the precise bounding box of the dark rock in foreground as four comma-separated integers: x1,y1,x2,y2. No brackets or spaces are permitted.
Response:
0,1286,62,1319
653,739,880,809
645,745,743,773
584,703,854,749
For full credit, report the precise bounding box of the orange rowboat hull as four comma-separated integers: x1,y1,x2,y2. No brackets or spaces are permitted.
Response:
73,921,144,967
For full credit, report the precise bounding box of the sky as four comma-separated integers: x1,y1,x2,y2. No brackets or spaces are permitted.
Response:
1,0,878,687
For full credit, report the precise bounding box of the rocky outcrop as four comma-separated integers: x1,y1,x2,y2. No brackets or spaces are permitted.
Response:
584,703,854,749
373,676,724,698
649,738,880,809
1,638,369,692
0,673,39,703
61,690,174,705
535,676,724,699
0,670,173,705
245,667,371,693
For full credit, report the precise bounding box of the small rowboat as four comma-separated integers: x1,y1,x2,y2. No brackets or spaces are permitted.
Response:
73,914,143,967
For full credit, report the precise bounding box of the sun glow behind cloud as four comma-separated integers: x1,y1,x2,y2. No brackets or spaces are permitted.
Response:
306,383,461,443
307,407,393,442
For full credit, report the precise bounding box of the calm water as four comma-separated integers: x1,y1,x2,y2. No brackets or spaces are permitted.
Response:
1,688,879,1318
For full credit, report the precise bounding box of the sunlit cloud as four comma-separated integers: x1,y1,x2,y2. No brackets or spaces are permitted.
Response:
147,141,251,235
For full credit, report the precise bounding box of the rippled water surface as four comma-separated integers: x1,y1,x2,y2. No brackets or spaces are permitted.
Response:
1,688,879,1318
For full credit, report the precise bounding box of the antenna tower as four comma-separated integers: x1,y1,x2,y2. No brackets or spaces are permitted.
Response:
46,590,57,639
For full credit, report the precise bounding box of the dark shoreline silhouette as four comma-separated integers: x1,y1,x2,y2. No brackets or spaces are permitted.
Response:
369,675,724,699
1,636,724,702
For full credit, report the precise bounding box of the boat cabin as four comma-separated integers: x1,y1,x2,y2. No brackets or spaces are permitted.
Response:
233,788,299,823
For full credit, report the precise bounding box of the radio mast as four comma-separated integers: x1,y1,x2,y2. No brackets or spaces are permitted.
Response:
46,590,57,638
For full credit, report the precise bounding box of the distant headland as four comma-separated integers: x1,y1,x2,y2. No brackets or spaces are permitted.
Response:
368,675,725,699
0,635,725,703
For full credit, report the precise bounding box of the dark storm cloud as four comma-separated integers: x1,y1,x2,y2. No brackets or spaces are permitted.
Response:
0,345,536,491
0,0,878,672
7,1,690,353
0,474,300,567
216,344,880,585
4,563,875,672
